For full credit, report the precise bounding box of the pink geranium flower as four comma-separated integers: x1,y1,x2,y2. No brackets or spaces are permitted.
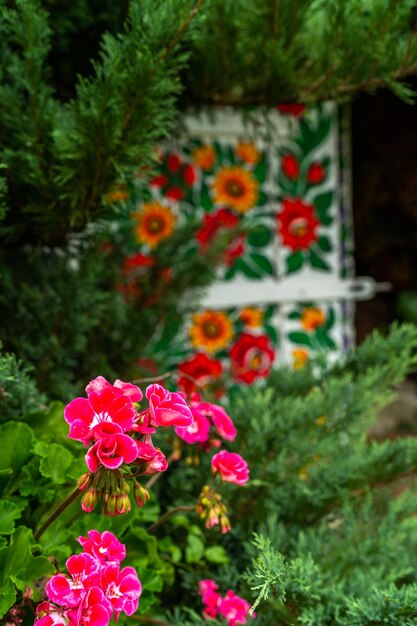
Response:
145,384,193,428
78,587,112,626
85,425,138,472
86,376,143,403
101,564,142,618
142,448,168,474
175,405,211,444
220,590,252,626
77,530,126,565
211,451,250,486
34,602,70,626
199,401,237,441
64,387,136,444
199,579,222,619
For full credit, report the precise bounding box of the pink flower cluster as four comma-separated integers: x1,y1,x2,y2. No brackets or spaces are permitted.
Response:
34,531,141,626
175,393,236,449
64,376,192,477
211,450,250,486
199,580,253,626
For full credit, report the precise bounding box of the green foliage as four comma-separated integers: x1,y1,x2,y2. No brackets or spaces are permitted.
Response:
0,347,45,420
0,0,199,245
185,0,417,105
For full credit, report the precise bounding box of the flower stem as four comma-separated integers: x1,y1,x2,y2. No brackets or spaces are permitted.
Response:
146,505,195,534
34,485,83,541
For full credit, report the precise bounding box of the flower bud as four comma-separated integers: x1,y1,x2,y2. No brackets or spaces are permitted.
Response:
134,481,150,508
77,472,93,492
81,487,99,513
116,493,131,515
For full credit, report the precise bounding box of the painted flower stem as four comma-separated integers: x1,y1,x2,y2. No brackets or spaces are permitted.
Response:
34,485,83,541
146,505,195,534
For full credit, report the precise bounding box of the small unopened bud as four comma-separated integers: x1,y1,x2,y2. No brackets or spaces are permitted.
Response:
77,472,93,491
134,481,150,508
116,492,131,515
220,514,231,534
81,488,99,513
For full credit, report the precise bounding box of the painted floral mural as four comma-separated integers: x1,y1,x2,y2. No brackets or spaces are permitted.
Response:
108,102,353,392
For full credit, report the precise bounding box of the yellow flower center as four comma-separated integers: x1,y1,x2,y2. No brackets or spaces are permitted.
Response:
289,218,309,238
202,321,222,339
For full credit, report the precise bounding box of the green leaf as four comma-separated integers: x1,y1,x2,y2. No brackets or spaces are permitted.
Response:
0,422,34,491
309,249,330,271
200,183,213,211
0,527,55,618
152,316,181,353
249,253,274,276
288,311,301,320
324,308,336,331
278,174,297,195
34,441,74,485
247,225,271,247
264,305,275,321
0,501,22,535
317,235,332,252
185,534,205,563
288,332,314,348
205,545,230,564
286,251,304,273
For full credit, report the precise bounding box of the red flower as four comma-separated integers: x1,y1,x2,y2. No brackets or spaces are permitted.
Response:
196,208,239,246
183,164,197,186
122,253,155,275
177,353,223,394
166,153,182,173
165,186,185,201
278,198,320,250
224,234,246,266
149,174,168,188
307,162,326,184
229,332,275,384
277,103,306,117
281,154,299,180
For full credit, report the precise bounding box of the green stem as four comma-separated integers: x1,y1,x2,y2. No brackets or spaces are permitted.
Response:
146,505,195,534
34,485,83,541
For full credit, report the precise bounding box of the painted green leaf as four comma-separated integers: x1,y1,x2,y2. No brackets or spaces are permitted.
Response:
249,253,274,275
254,158,266,183
317,235,332,252
224,265,237,280
35,442,73,485
324,308,336,331
205,545,230,564
286,251,304,273
288,310,301,320
309,249,330,271
313,191,333,215
200,183,213,211
288,332,314,348
264,305,275,321
0,501,22,535
257,190,268,206
247,225,271,247
316,328,337,349
265,325,278,345
278,173,297,195
297,113,332,152
235,258,262,279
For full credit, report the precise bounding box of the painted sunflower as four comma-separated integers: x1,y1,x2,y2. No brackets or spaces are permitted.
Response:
190,310,234,353
133,202,176,248
292,348,309,369
212,166,258,213
193,145,216,171
239,307,263,328
236,142,261,165
300,307,325,331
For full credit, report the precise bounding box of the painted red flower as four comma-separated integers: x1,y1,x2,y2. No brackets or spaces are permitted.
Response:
183,164,197,186
224,234,246,266
166,153,182,173
307,162,326,184
277,103,306,117
165,186,185,201
196,208,239,246
278,198,320,250
122,253,155,275
229,332,275,384
177,352,223,394
281,154,299,179
149,174,168,188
